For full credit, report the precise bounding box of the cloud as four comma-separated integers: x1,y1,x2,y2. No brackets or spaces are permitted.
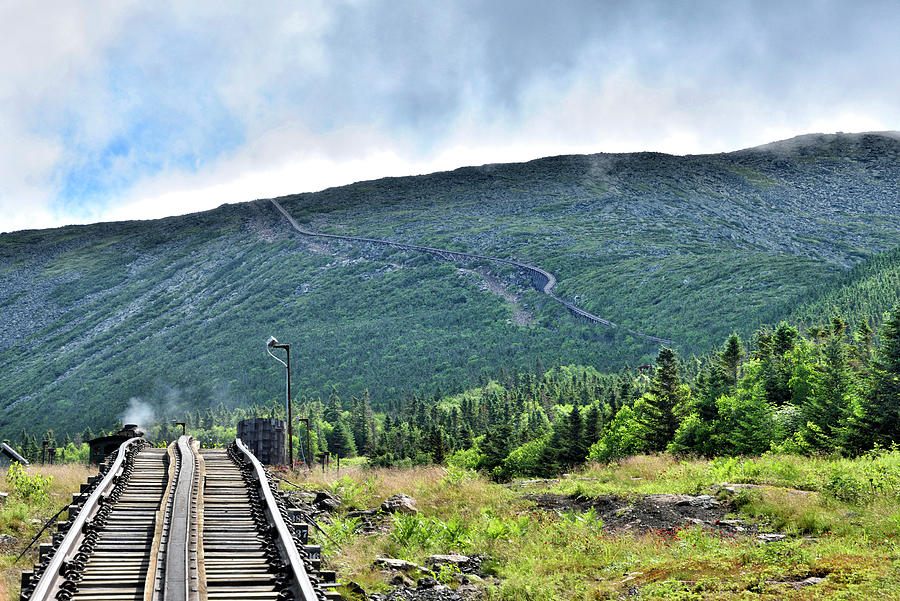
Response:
1,1,899,233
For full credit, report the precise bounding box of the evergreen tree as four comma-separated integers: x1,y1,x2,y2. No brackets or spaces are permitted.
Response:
635,347,689,451
801,317,855,450
537,414,566,476
852,318,874,367
720,333,744,388
427,425,446,464
350,392,374,456
323,388,342,424
480,421,513,475
858,307,900,447
584,403,601,447
756,322,800,406
773,322,799,356
562,406,587,465
459,425,473,450
325,416,357,457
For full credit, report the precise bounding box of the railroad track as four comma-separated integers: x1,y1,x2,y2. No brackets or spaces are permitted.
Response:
269,198,673,345
21,437,338,601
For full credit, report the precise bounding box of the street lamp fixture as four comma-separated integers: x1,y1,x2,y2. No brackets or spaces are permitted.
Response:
266,336,293,467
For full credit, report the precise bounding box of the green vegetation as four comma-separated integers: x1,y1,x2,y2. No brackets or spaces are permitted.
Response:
2,132,899,445
1,462,95,599
287,451,900,600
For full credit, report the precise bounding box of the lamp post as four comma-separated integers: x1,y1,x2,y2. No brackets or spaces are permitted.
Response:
266,336,293,467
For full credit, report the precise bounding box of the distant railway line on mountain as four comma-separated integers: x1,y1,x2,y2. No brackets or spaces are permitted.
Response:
269,198,673,345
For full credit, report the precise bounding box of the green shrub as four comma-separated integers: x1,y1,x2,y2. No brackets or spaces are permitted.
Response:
502,436,547,477
446,448,483,470
390,513,470,552
823,469,868,504
5,463,52,503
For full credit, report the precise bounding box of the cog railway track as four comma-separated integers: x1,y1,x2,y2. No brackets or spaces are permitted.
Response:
269,198,673,344
21,437,338,601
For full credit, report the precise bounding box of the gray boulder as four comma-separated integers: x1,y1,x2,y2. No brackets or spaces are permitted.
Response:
425,554,483,574
313,491,341,512
375,557,421,572
382,493,418,514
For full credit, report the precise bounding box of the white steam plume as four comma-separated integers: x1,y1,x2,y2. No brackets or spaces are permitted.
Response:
120,397,156,429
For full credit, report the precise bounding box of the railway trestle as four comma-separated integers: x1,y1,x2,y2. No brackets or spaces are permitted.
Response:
21,437,339,601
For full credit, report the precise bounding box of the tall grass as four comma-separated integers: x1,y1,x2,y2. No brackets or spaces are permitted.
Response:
301,452,900,600
1,463,96,601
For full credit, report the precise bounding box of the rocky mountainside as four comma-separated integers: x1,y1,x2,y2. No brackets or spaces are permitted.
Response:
1,132,898,439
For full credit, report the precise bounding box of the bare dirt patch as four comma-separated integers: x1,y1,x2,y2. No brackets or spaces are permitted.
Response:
458,268,533,325
524,493,761,536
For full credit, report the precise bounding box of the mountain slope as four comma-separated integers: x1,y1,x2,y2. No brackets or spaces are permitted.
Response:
785,244,900,329
1,132,898,439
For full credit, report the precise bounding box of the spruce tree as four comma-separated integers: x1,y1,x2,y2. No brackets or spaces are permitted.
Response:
480,422,512,474
326,417,357,457
860,307,900,447
350,392,374,456
853,318,874,367
617,367,635,409
323,388,342,424
584,403,601,447
720,333,744,388
563,406,587,465
427,426,446,464
802,318,855,450
773,322,798,356
636,347,688,451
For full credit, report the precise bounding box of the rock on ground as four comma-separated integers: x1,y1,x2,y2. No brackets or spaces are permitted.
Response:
313,491,342,512
374,557,421,572
382,494,418,514
425,554,485,575
523,492,765,535
369,582,477,601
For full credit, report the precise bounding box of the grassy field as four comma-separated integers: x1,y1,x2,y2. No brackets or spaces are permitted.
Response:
285,452,900,600
1,463,96,600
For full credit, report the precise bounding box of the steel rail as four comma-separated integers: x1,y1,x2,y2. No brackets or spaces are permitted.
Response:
234,437,319,600
158,435,196,601
26,437,144,601
269,198,673,344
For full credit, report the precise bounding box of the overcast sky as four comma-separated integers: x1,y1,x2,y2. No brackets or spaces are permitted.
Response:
2,0,898,233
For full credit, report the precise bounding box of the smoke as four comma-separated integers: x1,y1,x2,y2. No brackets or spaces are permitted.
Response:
120,397,156,429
